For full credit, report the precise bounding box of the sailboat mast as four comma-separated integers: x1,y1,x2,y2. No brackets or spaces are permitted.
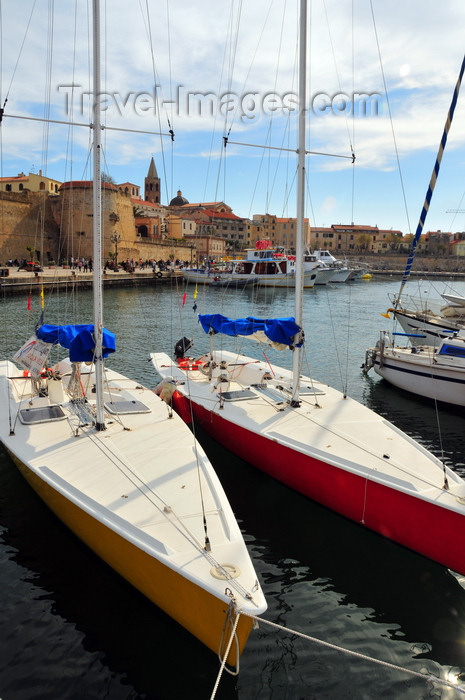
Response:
92,0,105,431
290,0,307,407
395,54,465,307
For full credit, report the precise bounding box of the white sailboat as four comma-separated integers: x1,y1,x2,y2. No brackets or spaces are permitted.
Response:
363,329,465,406
363,53,465,404
0,0,266,668
152,1,465,577
385,291,465,346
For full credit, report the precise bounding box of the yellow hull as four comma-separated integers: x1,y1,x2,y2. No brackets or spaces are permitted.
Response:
8,451,253,666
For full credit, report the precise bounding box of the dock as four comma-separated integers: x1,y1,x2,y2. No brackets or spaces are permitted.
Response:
0,267,183,296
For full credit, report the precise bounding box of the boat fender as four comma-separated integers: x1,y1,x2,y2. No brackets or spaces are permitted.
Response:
155,271,162,278
154,379,176,402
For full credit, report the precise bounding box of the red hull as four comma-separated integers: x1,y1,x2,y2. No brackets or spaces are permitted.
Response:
172,390,465,575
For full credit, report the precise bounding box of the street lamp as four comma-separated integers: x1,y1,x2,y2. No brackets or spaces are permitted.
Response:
110,231,122,269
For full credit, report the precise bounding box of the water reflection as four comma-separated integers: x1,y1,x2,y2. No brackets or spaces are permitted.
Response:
194,427,465,697
3,280,465,698
0,445,237,700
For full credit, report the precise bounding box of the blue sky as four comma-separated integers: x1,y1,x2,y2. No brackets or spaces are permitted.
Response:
2,0,465,235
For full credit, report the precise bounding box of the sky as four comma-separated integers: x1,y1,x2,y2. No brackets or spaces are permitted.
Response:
2,0,465,236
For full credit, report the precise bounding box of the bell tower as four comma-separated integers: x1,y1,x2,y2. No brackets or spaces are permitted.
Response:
144,157,160,204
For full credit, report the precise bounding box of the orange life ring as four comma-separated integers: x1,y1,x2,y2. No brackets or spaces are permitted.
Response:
177,357,203,371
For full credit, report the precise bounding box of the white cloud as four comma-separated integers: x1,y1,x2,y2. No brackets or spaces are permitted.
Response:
2,0,465,230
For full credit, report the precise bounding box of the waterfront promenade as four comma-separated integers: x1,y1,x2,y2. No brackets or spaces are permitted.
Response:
0,266,181,296
1,260,464,297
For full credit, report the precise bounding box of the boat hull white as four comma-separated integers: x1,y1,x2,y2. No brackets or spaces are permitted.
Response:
182,269,316,288
369,346,465,406
313,267,337,285
393,308,461,346
329,267,351,282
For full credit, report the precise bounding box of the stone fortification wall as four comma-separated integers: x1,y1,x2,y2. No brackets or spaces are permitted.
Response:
0,191,59,263
344,252,465,274
0,186,197,267
113,240,196,266
56,183,135,264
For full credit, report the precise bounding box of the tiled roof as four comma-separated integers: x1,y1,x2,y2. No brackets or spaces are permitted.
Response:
60,180,118,191
0,176,29,182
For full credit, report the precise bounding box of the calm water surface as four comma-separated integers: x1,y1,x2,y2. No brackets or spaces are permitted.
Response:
1,275,465,699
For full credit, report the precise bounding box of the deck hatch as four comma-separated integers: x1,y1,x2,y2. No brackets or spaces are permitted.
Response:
19,405,66,424
220,389,256,401
104,400,151,414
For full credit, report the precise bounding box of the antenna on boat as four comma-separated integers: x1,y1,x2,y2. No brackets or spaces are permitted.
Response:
92,0,105,431
290,0,307,408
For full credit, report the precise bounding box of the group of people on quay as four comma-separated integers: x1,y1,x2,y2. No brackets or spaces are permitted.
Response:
104,258,189,273
70,257,93,272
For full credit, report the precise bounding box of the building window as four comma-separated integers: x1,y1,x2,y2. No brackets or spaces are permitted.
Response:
5,184,11,192
19,183,23,191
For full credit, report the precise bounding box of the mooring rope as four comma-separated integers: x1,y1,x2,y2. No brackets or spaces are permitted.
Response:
210,601,242,699
211,606,465,697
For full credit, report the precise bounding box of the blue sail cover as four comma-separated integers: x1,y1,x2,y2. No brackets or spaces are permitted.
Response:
36,324,116,362
198,314,303,348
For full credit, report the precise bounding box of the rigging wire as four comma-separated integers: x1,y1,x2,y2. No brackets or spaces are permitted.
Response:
263,0,288,214
140,0,175,205
0,0,38,119
369,0,458,473
369,0,412,237
214,0,244,203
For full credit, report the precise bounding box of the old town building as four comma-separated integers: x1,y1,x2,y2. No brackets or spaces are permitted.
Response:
3,156,465,266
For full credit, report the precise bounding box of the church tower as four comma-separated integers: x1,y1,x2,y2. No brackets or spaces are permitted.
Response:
144,157,161,204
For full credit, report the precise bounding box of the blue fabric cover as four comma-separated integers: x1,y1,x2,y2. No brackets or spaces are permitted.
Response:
198,314,302,347
36,324,116,362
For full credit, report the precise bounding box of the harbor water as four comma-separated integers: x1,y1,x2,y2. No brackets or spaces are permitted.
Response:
1,275,465,699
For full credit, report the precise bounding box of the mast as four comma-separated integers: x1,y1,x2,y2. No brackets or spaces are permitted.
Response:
395,54,465,307
92,0,106,430
290,0,307,407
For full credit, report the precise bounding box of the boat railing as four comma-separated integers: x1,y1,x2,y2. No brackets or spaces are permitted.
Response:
388,293,445,316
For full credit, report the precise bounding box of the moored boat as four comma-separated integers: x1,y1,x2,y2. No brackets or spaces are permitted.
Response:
152,2,465,579
0,0,266,668
363,329,465,406
387,292,465,346
229,241,317,288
